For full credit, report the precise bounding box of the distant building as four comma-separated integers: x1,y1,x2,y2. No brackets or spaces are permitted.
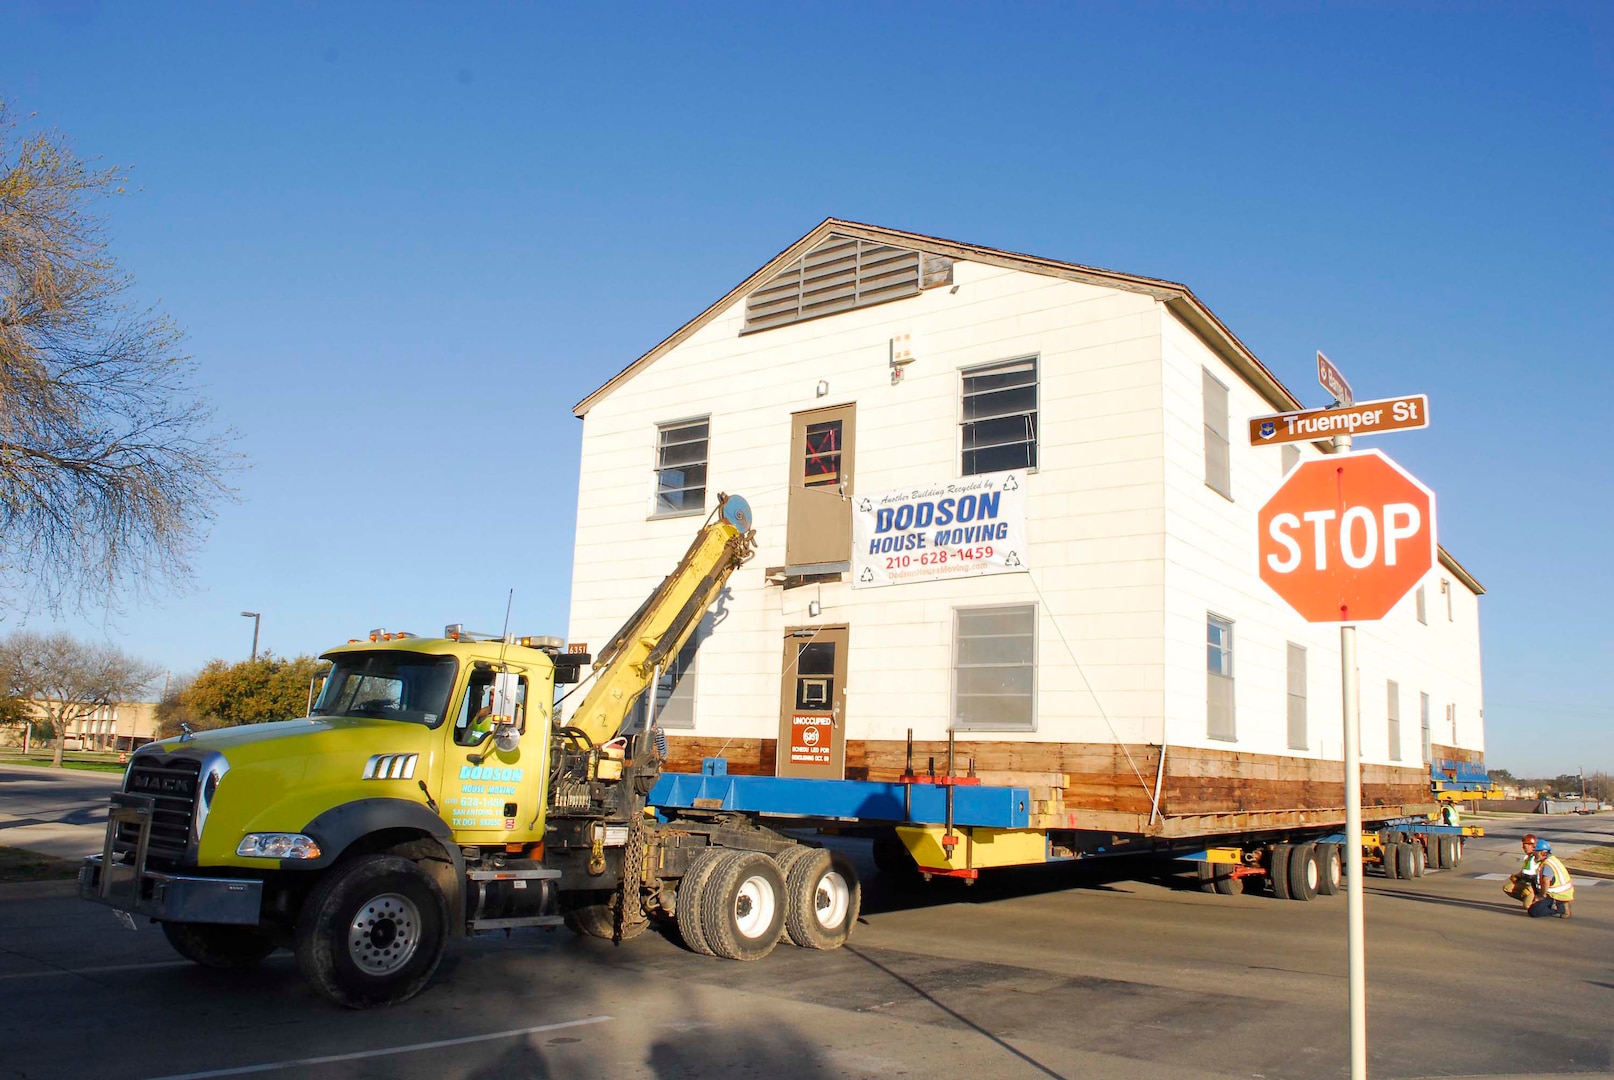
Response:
1,699,160,752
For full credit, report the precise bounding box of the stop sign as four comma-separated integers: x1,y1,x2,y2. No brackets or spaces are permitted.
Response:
1257,449,1436,623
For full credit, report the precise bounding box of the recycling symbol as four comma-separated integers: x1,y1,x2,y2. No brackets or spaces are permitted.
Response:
859,567,874,583
1004,551,1022,567
857,498,873,513
1002,474,1019,491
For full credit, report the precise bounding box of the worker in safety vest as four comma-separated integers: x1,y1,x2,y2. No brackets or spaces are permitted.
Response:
1440,802,1461,827
1528,841,1575,919
1502,833,1540,908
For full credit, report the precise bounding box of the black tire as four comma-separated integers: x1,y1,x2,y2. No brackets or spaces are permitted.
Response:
1287,844,1318,902
1212,861,1238,895
1426,835,1446,869
293,854,447,1009
1381,844,1399,878
676,849,728,957
782,848,860,950
1196,860,1218,893
1315,844,1342,896
699,851,786,961
1393,842,1413,879
1454,836,1464,863
773,844,817,880
161,922,277,969
1410,842,1426,878
1269,844,1292,899
563,897,650,942
1439,835,1458,867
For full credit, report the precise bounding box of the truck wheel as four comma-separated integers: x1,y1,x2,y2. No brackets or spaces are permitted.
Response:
1196,861,1218,893
699,851,785,961
564,897,650,942
1287,844,1318,901
1439,836,1458,867
1426,836,1445,869
1393,842,1415,879
161,922,277,968
1212,863,1238,895
1269,844,1292,899
782,848,860,950
294,854,447,1009
1410,842,1427,877
675,848,728,957
1314,844,1342,895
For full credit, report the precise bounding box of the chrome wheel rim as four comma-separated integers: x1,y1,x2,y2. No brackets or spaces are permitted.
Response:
733,873,777,940
348,892,421,975
813,870,851,929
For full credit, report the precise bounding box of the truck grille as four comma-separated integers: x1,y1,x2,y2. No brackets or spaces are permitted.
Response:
118,756,201,869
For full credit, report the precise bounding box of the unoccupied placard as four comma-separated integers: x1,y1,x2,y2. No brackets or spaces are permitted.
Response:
852,471,1029,589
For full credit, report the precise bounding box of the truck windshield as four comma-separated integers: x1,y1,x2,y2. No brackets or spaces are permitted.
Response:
312,652,457,727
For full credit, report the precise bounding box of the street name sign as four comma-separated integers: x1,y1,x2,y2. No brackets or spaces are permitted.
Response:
1257,449,1436,623
1318,351,1353,406
1248,394,1428,447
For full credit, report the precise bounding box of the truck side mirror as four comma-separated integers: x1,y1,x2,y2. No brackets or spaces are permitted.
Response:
492,672,522,751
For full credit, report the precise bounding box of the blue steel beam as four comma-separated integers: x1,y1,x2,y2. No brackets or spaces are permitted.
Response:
648,771,1032,829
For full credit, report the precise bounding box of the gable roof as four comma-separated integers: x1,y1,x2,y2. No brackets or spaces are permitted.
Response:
571,217,1482,595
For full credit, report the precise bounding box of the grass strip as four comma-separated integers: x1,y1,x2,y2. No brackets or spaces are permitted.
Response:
1564,844,1614,876
0,845,80,883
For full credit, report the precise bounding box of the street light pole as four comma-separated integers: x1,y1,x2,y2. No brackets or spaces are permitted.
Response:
241,611,261,661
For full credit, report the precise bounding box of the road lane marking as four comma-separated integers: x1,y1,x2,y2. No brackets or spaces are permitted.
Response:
1472,873,1508,881
142,1015,615,1079
0,960,191,981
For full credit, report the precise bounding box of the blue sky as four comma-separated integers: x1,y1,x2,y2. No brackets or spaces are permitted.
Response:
4,2,1608,775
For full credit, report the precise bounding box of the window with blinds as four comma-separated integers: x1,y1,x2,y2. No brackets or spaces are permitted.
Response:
743,234,950,333
1286,642,1307,750
1203,369,1231,498
1387,680,1402,761
961,358,1038,475
953,604,1036,731
653,417,709,516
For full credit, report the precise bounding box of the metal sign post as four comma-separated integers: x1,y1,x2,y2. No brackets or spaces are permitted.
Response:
1335,428,1367,1080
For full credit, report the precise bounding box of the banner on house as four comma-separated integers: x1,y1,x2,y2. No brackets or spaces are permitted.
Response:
852,471,1029,589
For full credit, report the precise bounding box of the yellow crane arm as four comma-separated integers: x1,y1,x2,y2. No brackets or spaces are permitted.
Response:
566,494,755,747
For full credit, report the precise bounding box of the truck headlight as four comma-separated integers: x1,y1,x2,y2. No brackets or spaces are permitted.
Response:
236,833,322,860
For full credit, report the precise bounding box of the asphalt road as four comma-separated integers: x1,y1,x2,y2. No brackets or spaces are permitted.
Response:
1,806,1609,1080
0,762,122,857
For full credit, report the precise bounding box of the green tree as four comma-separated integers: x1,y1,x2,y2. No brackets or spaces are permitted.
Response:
1,100,234,614
158,653,329,737
1486,768,1516,785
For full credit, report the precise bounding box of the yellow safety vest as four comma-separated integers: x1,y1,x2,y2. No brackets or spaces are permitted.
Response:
1539,854,1575,902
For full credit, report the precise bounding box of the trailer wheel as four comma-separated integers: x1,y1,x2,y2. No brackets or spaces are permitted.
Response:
1286,844,1318,901
699,851,785,961
1438,835,1458,868
1314,844,1342,895
676,849,729,957
1196,861,1218,893
782,848,860,950
1453,836,1464,863
161,922,277,969
1392,842,1415,879
773,844,816,880
1269,844,1292,899
293,854,447,1009
1410,842,1427,877
1426,836,1446,869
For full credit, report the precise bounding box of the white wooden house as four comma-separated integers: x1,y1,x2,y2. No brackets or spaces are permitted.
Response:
565,220,1484,831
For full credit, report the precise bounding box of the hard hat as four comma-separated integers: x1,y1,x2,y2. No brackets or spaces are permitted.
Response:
1534,840,1552,854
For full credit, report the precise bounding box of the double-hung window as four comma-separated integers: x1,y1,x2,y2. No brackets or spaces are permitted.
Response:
1207,615,1235,740
961,358,1038,475
953,604,1036,731
653,418,709,516
1203,369,1231,498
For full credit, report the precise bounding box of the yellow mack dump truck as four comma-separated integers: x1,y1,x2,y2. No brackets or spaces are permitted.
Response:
81,495,860,1008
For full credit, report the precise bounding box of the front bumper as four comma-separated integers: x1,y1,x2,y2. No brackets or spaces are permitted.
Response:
79,857,264,925
78,791,262,926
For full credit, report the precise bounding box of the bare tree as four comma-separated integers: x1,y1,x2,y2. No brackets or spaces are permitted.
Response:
0,100,234,615
0,631,159,766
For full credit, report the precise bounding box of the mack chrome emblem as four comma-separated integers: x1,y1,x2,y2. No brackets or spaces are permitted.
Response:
362,753,419,780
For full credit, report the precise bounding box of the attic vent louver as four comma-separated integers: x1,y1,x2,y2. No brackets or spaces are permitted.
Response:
743,234,951,333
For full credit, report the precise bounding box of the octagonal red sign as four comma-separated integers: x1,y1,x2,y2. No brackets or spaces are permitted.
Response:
1257,449,1436,623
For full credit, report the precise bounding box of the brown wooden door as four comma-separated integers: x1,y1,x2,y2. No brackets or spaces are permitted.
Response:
786,404,854,569
776,626,848,778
